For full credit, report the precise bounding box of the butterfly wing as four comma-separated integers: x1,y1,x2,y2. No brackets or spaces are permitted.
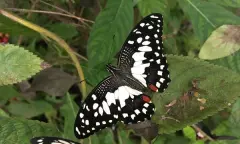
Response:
118,13,171,92
74,76,155,139
118,86,155,124
30,137,80,144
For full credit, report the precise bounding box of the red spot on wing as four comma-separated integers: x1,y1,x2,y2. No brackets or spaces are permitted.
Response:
148,84,158,92
142,95,151,103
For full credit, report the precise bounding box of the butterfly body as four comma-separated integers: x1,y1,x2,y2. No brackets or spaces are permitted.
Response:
106,64,146,91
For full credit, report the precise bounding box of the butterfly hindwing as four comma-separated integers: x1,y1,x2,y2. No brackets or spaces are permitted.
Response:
74,77,155,139
118,13,171,92
30,137,80,144
74,76,120,139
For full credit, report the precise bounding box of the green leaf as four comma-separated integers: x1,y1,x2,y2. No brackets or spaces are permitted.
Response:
152,55,240,134
137,0,168,17
0,85,19,101
210,50,240,74
97,129,115,144
6,100,54,118
0,15,39,37
48,23,78,40
199,25,240,60
118,130,134,144
0,109,9,117
178,0,240,42
208,0,240,8
183,126,196,141
60,93,79,141
82,62,108,86
0,117,62,144
87,0,133,68
0,44,44,85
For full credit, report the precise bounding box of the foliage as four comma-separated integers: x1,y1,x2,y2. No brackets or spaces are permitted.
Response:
0,0,240,144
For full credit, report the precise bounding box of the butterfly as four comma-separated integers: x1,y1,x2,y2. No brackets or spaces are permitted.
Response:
74,13,170,139
30,13,171,143
30,137,80,144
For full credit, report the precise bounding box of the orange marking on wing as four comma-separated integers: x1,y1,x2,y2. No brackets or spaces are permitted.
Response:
148,84,158,92
142,95,151,103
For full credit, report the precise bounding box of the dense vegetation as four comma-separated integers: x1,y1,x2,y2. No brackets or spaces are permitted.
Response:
0,0,240,144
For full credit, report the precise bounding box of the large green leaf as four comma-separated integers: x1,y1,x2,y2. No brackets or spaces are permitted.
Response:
151,55,240,134
208,0,240,8
178,0,240,42
199,25,240,60
137,0,167,17
87,0,133,68
60,93,79,141
0,44,44,85
6,100,54,118
0,117,61,144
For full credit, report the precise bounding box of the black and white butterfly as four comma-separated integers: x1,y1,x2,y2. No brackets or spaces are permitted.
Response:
74,13,170,139
31,137,80,144
30,13,171,143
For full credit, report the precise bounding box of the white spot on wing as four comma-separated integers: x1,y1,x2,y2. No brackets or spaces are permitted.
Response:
132,52,146,61
140,23,145,27
150,15,159,18
96,122,100,126
85,120,89,125
138,46,152,52
123,113,128,118
148,26,153,29
106,92,115,106
92,94,97,100
128,40,134,44
154,34,158,38
131,63,150,74
133,61,142,67
145,36,150,39
157,59,160,64
156,82,160,88
94,112,98,117
155,52,159,56
160,78,165,83
131,114,135,119
158,71,163,76
142,108,147,114
142,41,151,45
75,127,81,135
102,101,111,114
144,103,149,108
160,65,165,70
137,37,143,43
93,103,99,109
114,114,118,119
80,113,84,118
98,106,103,116
134,109,140,115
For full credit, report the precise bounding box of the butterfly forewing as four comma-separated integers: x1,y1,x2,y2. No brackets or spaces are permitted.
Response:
118,13,171,92
30,137,80,144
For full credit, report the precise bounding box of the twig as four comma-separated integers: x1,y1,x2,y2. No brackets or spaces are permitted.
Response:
5,8,94,24
39,0,72,15
192,124,215,142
